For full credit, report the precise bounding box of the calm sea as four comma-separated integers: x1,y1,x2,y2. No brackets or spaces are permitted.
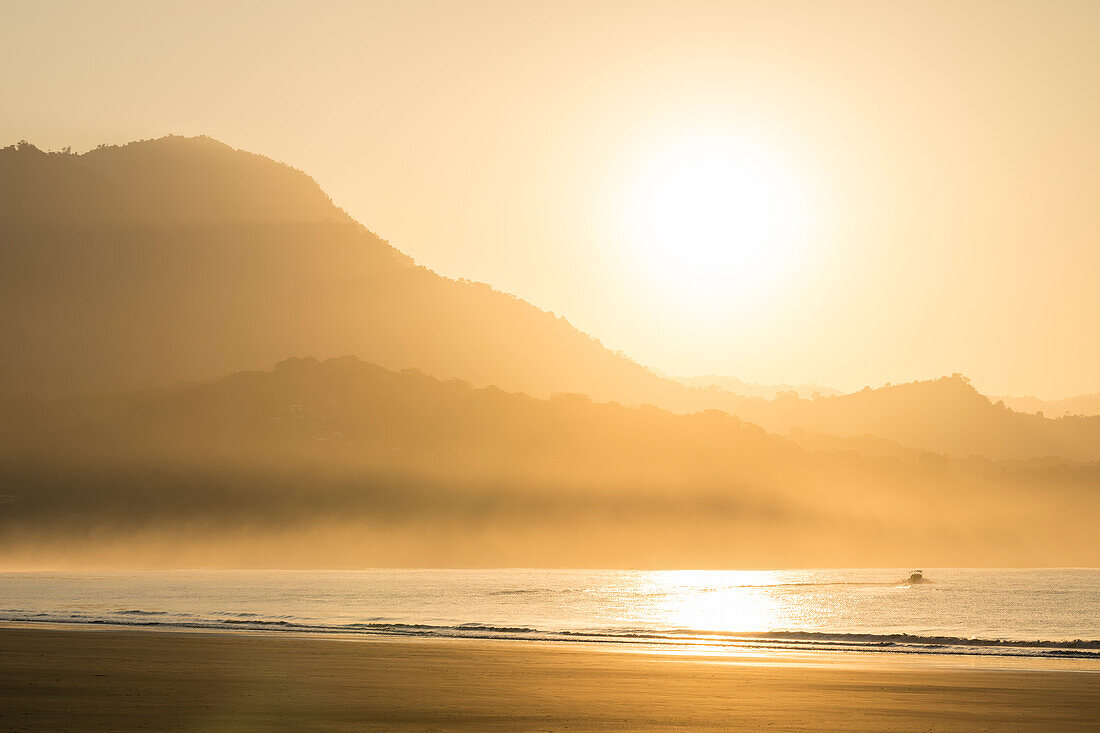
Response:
1,569,1097,661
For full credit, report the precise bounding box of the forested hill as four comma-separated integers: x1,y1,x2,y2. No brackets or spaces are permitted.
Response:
0,136,698,407
3,136,1096,463
1,356,1095,568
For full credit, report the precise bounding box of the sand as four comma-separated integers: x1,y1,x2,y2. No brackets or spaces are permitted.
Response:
0,626,1097,731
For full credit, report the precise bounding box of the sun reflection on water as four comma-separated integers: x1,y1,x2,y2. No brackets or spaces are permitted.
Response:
647,570,781,634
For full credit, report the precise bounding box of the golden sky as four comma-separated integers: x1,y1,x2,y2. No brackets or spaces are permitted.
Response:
3,0,1098,398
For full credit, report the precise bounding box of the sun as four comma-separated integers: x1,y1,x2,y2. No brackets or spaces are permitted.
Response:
622,133,809,313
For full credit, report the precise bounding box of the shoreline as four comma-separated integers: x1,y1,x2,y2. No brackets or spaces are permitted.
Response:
2,626,1098,731
1,618,1097,668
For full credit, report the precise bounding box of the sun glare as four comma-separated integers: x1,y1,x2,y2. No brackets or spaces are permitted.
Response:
623,134,809,312
650,570,778,634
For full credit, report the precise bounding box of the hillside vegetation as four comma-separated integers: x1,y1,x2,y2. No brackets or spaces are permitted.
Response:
1,357,1094,568
2,136,1097,462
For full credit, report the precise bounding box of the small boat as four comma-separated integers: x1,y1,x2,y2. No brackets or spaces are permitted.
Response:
906,570,925,584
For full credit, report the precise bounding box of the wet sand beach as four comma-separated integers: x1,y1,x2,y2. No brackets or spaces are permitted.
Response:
1,626,1097,731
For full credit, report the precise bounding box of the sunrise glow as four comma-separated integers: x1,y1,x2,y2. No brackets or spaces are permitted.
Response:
623,133,809,309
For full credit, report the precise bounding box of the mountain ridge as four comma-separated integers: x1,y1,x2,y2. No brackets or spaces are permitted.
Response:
1,136,353,226
3,354,1095,568
989,392,1100,418
1,135,687,406
3,135,1097,462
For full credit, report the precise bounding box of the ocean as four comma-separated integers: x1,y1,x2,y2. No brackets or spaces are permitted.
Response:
1,568,1096,662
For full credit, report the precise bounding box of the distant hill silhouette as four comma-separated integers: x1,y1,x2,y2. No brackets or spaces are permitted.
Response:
0,137,352,226
2,135,1096,462
1,357,1095,568
719,375,1100,462
676,375,843,400
990,392,1100,418
0,136,697,405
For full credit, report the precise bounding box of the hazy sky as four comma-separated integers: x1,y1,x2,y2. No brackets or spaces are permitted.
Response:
3,0,1098,398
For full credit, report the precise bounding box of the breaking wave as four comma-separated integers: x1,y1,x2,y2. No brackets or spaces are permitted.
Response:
1,609,1097,660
